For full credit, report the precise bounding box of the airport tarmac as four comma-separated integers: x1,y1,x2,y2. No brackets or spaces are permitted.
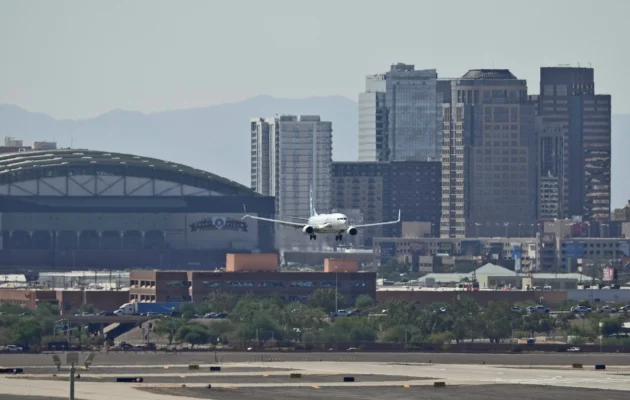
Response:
140,385,630,400
0,355,629,399
2,351,630,366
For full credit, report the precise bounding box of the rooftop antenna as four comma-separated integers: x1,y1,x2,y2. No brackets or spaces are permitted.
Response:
70,136,73,148
577,62,580,68
588,62,592,68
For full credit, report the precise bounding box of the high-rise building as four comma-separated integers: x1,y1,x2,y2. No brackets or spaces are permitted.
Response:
251,115,332,248
537,67,611,221
332,160,441,246
358,63,444,162
536,118,569,220
440,70,537,238
358,74,387,161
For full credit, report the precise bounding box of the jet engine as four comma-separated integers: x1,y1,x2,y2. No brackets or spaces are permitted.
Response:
302,225,314,234
346,227,358,236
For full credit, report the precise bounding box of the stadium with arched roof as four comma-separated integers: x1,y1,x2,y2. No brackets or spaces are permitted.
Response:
0,149,275,271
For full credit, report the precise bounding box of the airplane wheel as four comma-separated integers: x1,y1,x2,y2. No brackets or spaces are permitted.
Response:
313,235,317,240
339,235,343,241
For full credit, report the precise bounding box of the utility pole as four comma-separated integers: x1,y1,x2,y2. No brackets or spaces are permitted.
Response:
335,271,338,313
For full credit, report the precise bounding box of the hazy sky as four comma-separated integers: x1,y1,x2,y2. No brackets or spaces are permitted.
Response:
0,0,628,119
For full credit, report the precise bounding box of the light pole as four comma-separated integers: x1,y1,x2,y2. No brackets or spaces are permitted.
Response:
52,352,95,400
504,222,509,238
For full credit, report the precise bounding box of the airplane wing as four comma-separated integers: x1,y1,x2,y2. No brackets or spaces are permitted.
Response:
241,213,305,228
352,210,401,229
241,205,316,229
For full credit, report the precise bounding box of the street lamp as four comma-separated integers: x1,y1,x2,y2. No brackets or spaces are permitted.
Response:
52,352,95,400
504,222,510,238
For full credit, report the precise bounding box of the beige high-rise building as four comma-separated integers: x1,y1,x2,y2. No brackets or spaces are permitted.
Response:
440,70,537,238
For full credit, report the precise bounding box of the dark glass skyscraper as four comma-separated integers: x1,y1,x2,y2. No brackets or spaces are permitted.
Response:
537,67,611,221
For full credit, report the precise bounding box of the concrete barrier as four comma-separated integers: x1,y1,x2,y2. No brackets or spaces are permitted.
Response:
572,363,583,369
595,365,606,370
434,382,446,388
116,377,144,383
343,377,355,382
290,373,302,379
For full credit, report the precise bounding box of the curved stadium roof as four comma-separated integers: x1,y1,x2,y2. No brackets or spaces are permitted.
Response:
0,149,256,196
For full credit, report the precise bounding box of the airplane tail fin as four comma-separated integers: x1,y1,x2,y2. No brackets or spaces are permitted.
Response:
309,186,318,217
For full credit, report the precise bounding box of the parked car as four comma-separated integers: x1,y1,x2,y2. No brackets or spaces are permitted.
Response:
204,313,218,319
567,346,581,352
526,305,550,313
511,306,523,313
4,345,23,352
598,305,617,313
571,305,592,314
433,307,447,314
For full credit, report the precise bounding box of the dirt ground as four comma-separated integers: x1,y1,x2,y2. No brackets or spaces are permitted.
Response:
2,351,630,367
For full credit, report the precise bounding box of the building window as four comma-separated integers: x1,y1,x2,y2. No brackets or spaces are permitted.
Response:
257,281,286,288
290,281,316,288
165,281,186,288
351,280,366,288
320,281,341,288
227,281,254,288
203,281,222,289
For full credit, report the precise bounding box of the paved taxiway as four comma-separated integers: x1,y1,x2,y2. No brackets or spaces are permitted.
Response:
0,353,629,399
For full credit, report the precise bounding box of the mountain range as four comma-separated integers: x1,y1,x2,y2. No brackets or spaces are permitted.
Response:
0,97,628,208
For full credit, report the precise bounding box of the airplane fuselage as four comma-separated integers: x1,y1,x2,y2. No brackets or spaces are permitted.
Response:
306,213,349,233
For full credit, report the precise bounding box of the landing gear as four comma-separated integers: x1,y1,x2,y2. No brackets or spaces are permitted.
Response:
309,234,317,240
335,234,343,241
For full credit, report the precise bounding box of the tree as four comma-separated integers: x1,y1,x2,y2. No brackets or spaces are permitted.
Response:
0,303,26,315
11,318,42,346
153,317,185,345
308,289,344,313
281,302,325,333
383,300,418,328
198,292,237,314
179,302,197,320
355,295,375,310
482,301,513,343
36,303,59,317
176,324,210,348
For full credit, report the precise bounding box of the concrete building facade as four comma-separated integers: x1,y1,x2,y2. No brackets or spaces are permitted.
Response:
129,269,376,305
440,69,537,238
251,115,332,249
332,161,441,246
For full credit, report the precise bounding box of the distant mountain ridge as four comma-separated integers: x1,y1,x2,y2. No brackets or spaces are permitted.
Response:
0,98,628,209
0,95,358,188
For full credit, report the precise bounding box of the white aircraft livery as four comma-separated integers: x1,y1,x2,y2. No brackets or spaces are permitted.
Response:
242,189,401,241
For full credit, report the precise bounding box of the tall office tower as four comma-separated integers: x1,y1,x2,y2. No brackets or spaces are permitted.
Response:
358,63,444,162
440,70,537,238
536,118,569,220
250,118,271,195
538,67,611,221
358,74,387,161
251,115,333,248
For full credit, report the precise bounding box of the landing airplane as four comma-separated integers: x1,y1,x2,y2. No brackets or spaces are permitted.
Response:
242,190,401,241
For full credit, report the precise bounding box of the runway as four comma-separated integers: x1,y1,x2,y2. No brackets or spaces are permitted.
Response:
0,353,629,399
